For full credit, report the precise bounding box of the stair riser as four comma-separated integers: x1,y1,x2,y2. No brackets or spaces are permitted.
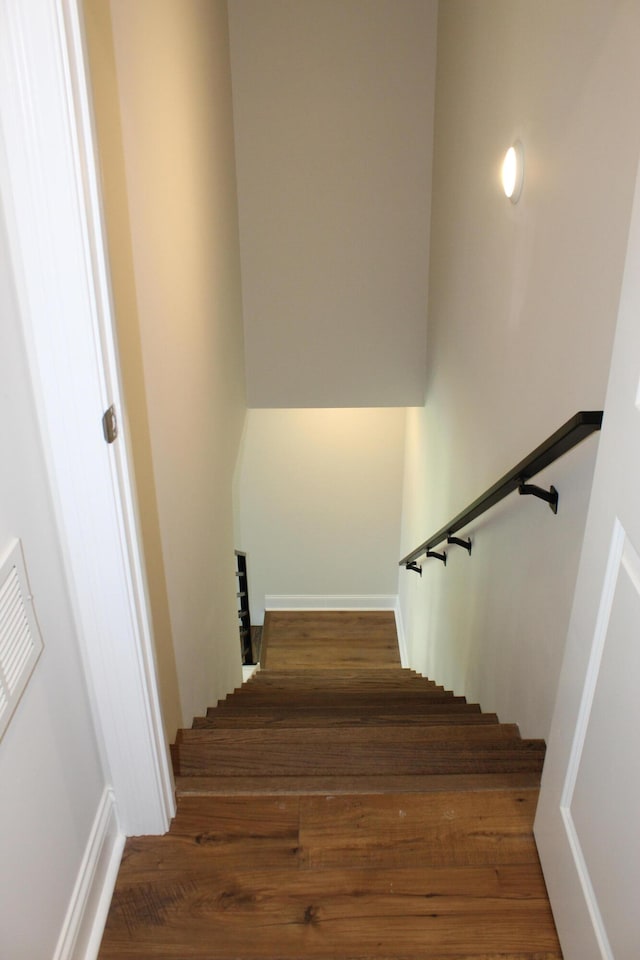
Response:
179,724,522,746
174,744,545,778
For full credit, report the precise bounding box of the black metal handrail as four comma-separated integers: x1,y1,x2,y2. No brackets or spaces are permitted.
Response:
400,411,603,569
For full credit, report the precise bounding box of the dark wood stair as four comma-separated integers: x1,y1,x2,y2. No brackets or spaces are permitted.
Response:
172,665,546,795
99,611,561,959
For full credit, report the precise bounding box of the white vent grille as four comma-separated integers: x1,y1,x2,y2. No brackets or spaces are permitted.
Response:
0,540,43,740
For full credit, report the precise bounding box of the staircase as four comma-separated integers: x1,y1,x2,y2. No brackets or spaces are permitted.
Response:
173,667,546,795
98,611,562,959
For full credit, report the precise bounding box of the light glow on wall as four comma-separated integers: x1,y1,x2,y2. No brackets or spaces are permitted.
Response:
501,141,524,203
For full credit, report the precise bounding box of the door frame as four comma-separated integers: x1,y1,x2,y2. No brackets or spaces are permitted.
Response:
0,0,173,834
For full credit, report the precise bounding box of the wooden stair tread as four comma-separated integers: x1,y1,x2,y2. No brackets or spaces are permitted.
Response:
228,669,446,682
193,711,501,728
216,695,468,707
218,683,465,695
174,771,545,796
207,701,486,716
247,672,430,680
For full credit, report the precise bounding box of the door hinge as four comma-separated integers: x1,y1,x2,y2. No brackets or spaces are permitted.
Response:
102,404,118,444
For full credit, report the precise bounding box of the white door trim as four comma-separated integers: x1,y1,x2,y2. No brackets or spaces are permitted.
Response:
0,0,174,834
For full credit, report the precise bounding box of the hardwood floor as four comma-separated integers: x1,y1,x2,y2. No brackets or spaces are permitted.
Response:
99,611,562,959
261,610,401,670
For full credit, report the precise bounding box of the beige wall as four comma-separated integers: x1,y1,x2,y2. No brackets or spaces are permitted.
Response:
84,0,246,733
228,0,437,407
399,0,640,740
235,409,406,624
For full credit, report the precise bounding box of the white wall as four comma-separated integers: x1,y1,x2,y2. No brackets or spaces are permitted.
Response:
0,195,105,959
235,408,406,624
399,0,640,740
228,0,437,407
84,0,247,732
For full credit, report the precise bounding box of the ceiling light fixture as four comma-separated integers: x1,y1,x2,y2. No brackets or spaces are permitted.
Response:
501,141,524,203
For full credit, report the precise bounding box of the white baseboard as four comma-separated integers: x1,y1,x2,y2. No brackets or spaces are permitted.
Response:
265,594,398,611
54,787,125,960
242,663,260,682
394,598,409,668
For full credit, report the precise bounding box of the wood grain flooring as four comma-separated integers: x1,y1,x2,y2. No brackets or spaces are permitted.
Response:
99,611,562,959
261,610,401,670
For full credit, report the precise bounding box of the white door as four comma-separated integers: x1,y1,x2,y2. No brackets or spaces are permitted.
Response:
534,156,640,956
0,0,173,834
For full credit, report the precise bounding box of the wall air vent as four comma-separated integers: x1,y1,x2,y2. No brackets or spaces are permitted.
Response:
0,539,44,741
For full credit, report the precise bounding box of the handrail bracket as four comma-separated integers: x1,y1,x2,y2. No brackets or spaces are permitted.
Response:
518,481,559,514
405,562,422,576
447,535,472,555
427,550,447,565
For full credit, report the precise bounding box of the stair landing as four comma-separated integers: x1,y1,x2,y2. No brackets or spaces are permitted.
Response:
261,609,402,670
